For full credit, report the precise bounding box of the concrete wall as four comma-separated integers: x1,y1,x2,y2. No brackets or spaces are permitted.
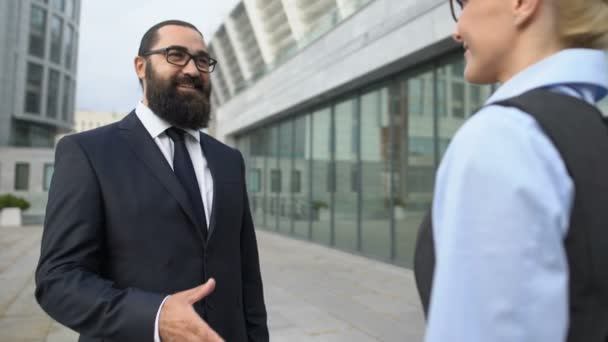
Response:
0,1,18,146
215,0,456,142
0,147,55,224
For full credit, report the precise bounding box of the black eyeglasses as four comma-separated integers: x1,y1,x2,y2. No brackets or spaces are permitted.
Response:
142,46,217,73
450,0,464,22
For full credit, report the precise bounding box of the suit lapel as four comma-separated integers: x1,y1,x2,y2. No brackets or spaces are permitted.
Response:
118,112,205,243
200,133,219,241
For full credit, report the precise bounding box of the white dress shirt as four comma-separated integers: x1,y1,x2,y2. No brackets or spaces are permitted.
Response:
134,102,214,342
426,49,608,341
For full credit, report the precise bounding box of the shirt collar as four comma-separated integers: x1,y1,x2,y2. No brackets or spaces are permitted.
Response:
486,49,608,105
135,101,201,142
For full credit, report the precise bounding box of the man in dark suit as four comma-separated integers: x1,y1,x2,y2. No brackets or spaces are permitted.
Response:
35,20,268,342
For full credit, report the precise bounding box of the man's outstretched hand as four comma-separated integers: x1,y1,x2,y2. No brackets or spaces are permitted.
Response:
159,279,224,342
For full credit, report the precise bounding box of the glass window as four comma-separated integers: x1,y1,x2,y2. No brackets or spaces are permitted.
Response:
250,129,268,229
51,0,65,11
394,70,436,267
278,120,293,234
291,170,301,193
311,107,332,245
270,169,281,193
334,98,358,251
15,163,30,191
50,16,63,63
598,51,608,114
11,121,55,148
351,164,359,192
47,69,60,118
25,63,44,114
64,25,74,68
43,163,54,191
249,169,261,193
29,5,47,58
62,75,71,121
360,87,391,259
65,0,74,17
600,96,608,115
267,126,279,230
451,82,465,118
293,114,311,239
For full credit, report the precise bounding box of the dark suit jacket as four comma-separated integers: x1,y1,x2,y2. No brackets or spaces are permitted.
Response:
35,112,268,342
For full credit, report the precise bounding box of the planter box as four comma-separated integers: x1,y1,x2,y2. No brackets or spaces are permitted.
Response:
0,207,22,227
394,206,406,220
318,208,330,221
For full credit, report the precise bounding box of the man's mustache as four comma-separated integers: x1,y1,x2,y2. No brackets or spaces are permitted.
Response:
172,75,209,94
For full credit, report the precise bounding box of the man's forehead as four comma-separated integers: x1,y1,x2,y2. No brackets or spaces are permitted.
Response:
154,25,207,50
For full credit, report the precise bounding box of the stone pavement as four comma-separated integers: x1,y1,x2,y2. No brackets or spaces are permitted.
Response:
0,225,424,341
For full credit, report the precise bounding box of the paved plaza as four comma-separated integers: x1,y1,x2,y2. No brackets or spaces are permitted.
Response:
0,225,424,341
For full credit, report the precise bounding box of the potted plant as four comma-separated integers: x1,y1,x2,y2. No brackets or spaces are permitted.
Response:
0,194,30,227
311,200,329,221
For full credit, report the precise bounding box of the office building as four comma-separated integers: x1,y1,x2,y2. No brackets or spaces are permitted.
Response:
0,0,81,223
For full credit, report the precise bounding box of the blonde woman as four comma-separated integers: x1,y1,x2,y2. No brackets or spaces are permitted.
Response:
415,0,608,341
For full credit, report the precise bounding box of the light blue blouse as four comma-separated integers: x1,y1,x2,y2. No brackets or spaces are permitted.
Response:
426,49,608,342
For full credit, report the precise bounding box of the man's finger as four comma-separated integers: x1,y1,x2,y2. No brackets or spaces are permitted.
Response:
186,278,216,304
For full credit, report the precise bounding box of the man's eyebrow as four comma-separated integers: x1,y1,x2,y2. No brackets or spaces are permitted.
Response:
167,45,209,56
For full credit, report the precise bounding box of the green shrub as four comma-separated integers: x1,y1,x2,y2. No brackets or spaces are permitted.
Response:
311,200,328,211
384,197,406,208
0,194,30,211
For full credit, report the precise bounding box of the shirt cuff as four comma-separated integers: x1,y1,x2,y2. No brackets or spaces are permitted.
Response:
154,296,171,342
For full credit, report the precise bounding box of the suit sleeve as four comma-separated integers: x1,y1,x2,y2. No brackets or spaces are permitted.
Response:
238,151,269,342
35,136,165,342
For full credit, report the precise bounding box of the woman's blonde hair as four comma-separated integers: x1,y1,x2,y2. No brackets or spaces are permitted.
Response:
557,0,608,49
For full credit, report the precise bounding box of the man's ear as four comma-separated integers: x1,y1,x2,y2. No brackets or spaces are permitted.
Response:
134,56,146,83
511,0,542,27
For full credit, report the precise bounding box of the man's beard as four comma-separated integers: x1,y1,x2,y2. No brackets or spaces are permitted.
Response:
145,64,211,130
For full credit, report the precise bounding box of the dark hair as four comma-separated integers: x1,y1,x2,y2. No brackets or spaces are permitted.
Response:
138,19,203,56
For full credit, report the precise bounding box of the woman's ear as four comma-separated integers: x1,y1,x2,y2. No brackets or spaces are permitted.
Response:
512,0,542,27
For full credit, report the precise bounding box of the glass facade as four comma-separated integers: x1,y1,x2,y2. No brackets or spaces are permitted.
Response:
47,69,61,118
28,5,46,58
359,87,390,259
62,75,72,121
43,163,54,191
51,0,65,11
236,53,496,267
64,25,74,68
16,0,79,148
25,63,44,114
11,120,56,148
65,0,76,18
50,15,63,64
15,163,30,191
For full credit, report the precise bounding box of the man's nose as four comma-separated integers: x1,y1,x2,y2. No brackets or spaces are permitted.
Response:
182,57,199,75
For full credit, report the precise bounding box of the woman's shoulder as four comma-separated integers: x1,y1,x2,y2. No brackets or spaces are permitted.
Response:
450,105,541,150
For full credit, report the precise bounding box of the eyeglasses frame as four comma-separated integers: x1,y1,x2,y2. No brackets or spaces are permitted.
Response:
141,45,217,73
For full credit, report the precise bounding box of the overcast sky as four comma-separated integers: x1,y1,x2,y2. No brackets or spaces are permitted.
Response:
76,0,240,113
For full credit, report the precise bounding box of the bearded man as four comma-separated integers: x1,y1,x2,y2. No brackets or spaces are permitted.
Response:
35,20,268,342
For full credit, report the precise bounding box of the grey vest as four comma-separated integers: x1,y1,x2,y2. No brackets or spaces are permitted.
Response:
414,89,608,341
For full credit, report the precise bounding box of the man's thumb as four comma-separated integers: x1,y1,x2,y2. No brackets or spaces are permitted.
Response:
187,278,216,304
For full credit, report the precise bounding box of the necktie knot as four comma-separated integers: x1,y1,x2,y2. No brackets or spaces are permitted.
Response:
166,127,186,142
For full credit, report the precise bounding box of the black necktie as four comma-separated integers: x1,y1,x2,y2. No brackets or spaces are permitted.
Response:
165,127,208,239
